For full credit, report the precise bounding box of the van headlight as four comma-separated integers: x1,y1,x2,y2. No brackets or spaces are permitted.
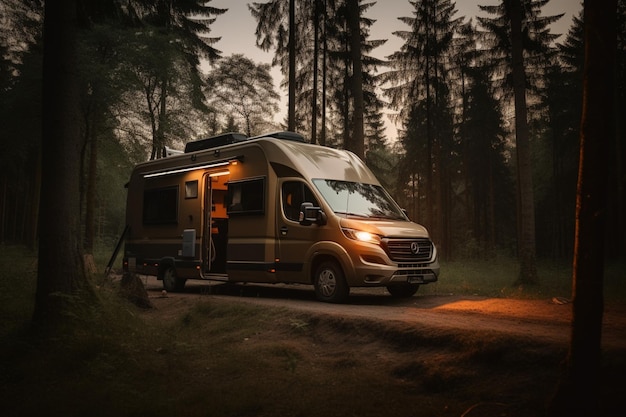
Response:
342,228,381,245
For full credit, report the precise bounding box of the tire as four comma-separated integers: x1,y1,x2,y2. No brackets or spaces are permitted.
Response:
313,260,349,303
161,265,186,292
386,283,420,298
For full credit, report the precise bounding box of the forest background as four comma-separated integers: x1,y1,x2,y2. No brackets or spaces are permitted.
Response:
0,0,624,281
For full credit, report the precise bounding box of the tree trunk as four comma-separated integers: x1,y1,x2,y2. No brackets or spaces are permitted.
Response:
84,112,98,274
34,0,93,325
509,0,538,286
548,1,615,415
311,0,320,145
320,0,328,147
30,153,41,249
288,0,296,131
347,0,364,159
156,76,168,158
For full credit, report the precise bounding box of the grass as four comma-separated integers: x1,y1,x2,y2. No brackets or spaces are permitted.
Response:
1,244,624,417
95,240,625,302
423,254,626,303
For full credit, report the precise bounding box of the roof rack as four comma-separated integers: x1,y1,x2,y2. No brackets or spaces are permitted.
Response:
248,131,305,142
183,131,305,154
184,132,248,153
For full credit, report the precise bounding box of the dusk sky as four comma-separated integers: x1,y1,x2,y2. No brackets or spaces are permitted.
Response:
207,0,583,136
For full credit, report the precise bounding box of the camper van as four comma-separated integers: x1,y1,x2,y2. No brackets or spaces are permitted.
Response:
122,131,439,303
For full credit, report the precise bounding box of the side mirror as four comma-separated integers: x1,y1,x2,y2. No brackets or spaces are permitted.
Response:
299,202,327,226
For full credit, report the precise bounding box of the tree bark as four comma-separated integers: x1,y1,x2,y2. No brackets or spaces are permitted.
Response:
320,0,328,147
509,0,538,286
83,111,98,274
34,0,93,325
548,1,616,415
288,0,296,131
311,0,320,145
347,0,365,159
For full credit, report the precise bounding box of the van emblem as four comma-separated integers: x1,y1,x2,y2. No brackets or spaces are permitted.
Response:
410,242,420,254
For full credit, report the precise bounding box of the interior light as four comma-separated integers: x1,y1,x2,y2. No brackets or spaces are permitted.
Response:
209,170,230,177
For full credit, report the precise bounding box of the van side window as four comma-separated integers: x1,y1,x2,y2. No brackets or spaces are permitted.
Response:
227,177,265,215
143,186,178,224
282,181,319,221
185,180,198,199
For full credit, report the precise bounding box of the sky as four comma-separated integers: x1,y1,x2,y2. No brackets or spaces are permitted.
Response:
206,0,583,139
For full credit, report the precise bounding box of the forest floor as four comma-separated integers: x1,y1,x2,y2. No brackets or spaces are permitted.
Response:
2,275,625,417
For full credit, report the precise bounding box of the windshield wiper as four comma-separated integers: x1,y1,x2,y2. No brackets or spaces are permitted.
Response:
370,213,407,220
334,211,370,219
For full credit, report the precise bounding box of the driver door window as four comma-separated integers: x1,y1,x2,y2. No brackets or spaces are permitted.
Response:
282,181,318,222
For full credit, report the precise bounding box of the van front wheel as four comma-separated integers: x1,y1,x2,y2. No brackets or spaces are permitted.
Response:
162,266,186,292
313,261,349,303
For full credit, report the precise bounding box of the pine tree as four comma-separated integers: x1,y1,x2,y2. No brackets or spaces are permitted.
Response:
477,0,562,285
250,0,385,153
452,20,512,255
537,10,583,259
206,54,280,136
381,0,461,257
125,0,226,159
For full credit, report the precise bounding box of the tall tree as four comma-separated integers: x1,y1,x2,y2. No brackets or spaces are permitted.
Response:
509,0,538,285
318,0,384,151
456,20,510,255
608,0,626,259
548,0,616,415
206,54,280,136
536,10,583,259
250,0,384,151
345,0,365,159
288,0,296,130
478,0,562,284
78,17,129,273
0,0,43,248
310,0,321,144
382,0,461,255
125,0,225,159
250,0,297,130
34,0,92,324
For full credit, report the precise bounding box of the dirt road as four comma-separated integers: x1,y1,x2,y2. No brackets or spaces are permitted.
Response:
142,276,626,351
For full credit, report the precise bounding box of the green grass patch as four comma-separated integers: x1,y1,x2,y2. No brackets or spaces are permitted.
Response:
426,255,625,303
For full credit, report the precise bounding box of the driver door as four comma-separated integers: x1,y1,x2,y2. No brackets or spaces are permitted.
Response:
275,179,321,284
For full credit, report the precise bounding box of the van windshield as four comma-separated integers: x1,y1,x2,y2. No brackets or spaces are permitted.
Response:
312,179,407,220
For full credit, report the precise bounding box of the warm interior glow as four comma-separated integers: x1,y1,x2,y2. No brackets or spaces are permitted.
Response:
209,170,230,177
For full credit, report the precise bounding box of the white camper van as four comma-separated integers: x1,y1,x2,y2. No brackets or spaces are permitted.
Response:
122,131,439,303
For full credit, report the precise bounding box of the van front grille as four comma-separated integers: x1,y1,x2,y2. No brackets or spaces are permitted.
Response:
383,238,433,262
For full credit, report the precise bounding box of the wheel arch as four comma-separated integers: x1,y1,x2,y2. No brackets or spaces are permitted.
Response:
307,242,354,285
157,257,177,280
